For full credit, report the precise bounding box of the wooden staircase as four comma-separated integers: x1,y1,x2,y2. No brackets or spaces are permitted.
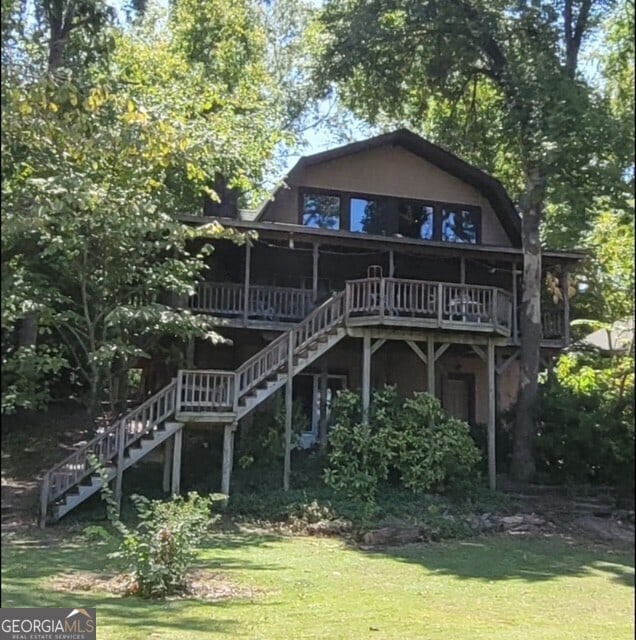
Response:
39,290,348,525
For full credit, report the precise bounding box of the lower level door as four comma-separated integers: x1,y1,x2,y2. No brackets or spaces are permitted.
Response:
442,373,475,425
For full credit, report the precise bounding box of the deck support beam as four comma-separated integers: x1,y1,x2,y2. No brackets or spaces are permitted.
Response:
389,250,395,277
283,331,294,491
115,421,125,508
427,337,435,396
460,257,465,284
362,334,371,424
318,358,329,446
312,243,320,300
162,437,173,493
512,263,519,341
221,422,236,496
243,242,251,323
171,427,183,495
563,268,570,346
406,340,427,364
487,339,496,491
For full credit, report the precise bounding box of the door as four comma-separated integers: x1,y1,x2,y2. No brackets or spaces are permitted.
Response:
442,373,475,425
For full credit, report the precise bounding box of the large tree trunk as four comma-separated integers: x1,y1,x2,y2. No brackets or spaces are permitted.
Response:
511,167,545,485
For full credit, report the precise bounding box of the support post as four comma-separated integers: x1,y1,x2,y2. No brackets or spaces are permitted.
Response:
389,250,395,277
460,257,465,284
243,242,251,323
114,420,126,508
221,423,236,495
487,339,496,491
185,338,195,368
318,358,328,446
39,474,50,529
563,268,570,346
362,333,371,425
171,428,183,495
312,244,319,301
283,331,293,491
512,262,518,341
162,437,173,493
427,337,435,396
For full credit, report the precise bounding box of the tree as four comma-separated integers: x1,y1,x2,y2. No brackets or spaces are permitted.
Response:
1,0,285,417
316,0,622,483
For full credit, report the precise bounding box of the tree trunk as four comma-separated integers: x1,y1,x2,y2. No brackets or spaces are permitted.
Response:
511,166,545,485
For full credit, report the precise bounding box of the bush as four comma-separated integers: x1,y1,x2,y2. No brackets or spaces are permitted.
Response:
110,492,216,598
536,352,634,497
324,387,481,509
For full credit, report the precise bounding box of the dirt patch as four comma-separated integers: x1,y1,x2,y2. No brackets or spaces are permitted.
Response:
45,568,263,602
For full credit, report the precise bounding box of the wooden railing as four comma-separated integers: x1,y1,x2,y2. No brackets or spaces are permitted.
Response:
189,282,315,322
42,380,177,505
345,278,513,332
176,370,235,413
541,310,565,339
235,291,347,400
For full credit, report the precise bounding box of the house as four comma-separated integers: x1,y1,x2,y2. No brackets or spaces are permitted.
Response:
39,129,583,526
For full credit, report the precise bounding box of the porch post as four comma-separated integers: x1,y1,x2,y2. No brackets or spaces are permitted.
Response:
318,358,329,445
221,422,236,495
243,242,251,323
312,244,319,301
389,250,395,277
162,437,173,493
512,262,518,341
362,333,371,425
563,267,570,346
283,331,293,491
460,257,465,284
487,339,496,491
171,427,183,495
427,337,435,396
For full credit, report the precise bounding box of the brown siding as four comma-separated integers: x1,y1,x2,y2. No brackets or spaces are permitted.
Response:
264,145,512,246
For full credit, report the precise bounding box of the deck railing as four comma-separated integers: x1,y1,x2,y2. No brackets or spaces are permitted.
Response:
346,278,513,333
189,282,315,322
176,370,235,413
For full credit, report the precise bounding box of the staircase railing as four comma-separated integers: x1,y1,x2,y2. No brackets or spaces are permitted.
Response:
176,370,235,414
41,380,177,511
235,290,347,401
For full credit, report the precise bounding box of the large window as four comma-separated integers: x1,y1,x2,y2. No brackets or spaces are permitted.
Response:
299,188,481,244
301,193,341,230
441,206,480,244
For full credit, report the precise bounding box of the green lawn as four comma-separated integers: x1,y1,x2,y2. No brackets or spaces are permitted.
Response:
1,529,633,640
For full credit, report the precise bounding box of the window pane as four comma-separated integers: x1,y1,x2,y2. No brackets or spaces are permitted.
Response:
350,198,392,235
442,207,479,244
398,202,434,239
302,194,341,230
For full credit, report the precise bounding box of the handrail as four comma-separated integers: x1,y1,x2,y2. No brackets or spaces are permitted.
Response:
235,290,346,399
43,380,177,504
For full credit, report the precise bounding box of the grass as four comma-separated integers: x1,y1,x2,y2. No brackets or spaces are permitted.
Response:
1,528,633,639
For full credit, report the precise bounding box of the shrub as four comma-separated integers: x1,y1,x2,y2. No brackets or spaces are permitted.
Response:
89,454,218,598
536,352,634,497
324,387,481,508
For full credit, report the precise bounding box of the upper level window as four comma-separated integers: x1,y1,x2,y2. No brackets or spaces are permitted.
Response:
441,206,480,244
302,193,341,230
398,202,435,240
350,198,392,235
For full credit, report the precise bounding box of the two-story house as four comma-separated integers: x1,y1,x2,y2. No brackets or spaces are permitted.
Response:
39,129,583,526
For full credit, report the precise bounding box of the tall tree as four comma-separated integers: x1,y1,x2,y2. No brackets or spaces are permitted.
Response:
316,0,619,482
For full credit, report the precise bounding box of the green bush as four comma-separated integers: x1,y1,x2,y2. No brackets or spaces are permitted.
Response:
536,352,634,497
324,387,481,508
110,492,215,598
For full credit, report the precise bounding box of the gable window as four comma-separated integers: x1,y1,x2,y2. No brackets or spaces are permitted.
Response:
397,202,435,240
441,206,481,244
350,198,392,235
302,193,341,230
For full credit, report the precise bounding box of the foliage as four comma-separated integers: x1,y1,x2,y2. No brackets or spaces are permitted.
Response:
536,351,634,496
237,396,309,475
111,492,215,598
324,387,481,509
1,0,284,415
